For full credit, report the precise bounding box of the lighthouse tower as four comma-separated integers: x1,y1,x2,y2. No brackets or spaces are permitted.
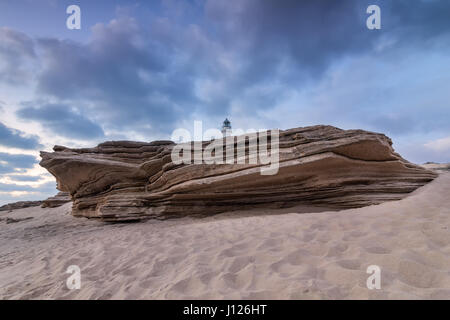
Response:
221,118,232,137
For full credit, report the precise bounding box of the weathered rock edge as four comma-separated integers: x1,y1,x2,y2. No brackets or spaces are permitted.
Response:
0,201,42,212
39,125,437,221
41,192,72,208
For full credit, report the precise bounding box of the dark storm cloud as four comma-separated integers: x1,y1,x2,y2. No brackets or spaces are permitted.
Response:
36,18,166,99
35,3,380,133
205,0,450,82
33,17,198,135
387,0,450,39
0,152,37,174
206,0,369,77
370,108,450,136
4,0,450,140
0,122,42,150
16,103,105,140
0,27,36,84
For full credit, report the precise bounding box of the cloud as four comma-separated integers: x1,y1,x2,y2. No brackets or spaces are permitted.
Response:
0,182,37,192
204,0,450,81
24,2,374,137
17,103,105,140
0,27,36,84
425,136,450,152
0,122,42,150
387,0,450,41
0,151,56,205
398,137,450,164
1,1,447,138
0,181,55,192
28,1,450,136
0,181,57,206
6,174,45,182
32,17,190,136
206,0,371,77
0,152,37,174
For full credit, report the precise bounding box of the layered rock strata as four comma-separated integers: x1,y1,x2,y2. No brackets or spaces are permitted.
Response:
0,201,42,212
41,192,72,208
40,125,437,221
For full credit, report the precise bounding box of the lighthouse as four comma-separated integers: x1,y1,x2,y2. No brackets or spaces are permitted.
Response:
221,118,232,137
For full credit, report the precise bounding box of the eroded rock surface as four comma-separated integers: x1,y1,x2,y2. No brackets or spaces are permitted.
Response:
40,125,437,221
0,201,42,212
41,192,72,208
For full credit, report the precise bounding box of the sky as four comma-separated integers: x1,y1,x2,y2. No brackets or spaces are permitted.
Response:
0,0,449,205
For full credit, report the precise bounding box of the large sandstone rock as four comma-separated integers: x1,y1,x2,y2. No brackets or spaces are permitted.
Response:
40,125,437,221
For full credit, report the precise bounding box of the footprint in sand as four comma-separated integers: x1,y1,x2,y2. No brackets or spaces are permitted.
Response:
326,243,349,257
285,248,311,265
336,259,361,270
220,272,249,290
350,230,367,238
243,290,279,299
171,277,204,295
398,259,443,288
228,255,254,273
302,232,316,242
270,260,297,275
219,243,251,258
256,238,283,250
421,225,449,247
365,246,391,254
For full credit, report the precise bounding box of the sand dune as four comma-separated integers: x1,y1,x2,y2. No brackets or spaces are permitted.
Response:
0,173,449,299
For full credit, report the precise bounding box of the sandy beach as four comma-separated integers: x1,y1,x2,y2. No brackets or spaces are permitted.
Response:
0,172,449,300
